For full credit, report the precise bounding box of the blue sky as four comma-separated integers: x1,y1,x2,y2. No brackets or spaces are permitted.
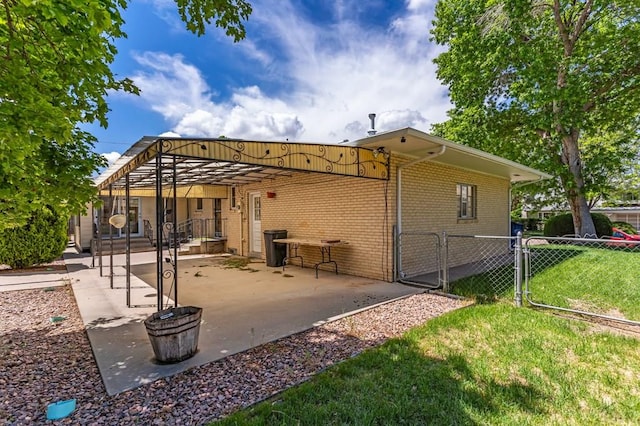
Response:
88,0,451,165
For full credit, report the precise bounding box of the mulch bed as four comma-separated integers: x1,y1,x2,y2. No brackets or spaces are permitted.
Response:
0,259,67,275
0,284,468,424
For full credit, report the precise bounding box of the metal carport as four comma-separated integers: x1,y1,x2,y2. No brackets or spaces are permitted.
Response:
94,136,390,310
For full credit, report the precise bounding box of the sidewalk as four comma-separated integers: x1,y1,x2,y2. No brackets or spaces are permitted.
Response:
0,267,70,292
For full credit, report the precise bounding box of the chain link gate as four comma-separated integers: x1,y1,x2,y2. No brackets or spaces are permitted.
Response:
397,231,442,288
443,234,519,298
524,235,640,325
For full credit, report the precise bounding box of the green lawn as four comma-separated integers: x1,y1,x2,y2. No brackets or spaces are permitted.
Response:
451,244,640,321
214,247,640,425
214,304,640,425
527,245,640,321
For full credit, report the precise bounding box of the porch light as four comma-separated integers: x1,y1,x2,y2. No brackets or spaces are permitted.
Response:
372,147,389,160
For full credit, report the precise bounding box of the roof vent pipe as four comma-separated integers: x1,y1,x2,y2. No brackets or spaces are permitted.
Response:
367,113,377,136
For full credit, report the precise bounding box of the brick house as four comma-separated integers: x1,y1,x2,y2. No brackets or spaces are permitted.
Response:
80,127,548,284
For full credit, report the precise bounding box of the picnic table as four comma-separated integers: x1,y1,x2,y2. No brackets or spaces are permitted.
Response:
273,238,349,278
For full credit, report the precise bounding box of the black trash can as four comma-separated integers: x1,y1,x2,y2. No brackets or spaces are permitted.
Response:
510,222,524,249
264,229,287,267
511,222,524,236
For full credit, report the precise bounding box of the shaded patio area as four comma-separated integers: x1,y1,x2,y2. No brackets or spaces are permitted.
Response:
66,251,423,395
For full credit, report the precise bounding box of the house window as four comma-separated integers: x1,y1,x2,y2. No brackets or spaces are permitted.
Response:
457,184,476,219
196,198,203,211
230,186,237,210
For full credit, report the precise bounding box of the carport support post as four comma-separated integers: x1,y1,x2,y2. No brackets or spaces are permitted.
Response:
109,184,114,289
514,231,523,307
91,206,96,268
126,173,131,308
155,144,164,311
172,155,178,307
98,203,103,276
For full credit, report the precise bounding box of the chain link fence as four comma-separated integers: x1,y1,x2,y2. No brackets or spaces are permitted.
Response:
397,231,442,288
524,236,640,325
443,234,518,298
398,231,640,324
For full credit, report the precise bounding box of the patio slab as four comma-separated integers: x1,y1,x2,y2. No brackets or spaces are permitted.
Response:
64,250,423,395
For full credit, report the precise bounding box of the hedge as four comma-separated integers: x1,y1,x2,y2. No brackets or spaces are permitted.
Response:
0,208,68,269
543,212,613,238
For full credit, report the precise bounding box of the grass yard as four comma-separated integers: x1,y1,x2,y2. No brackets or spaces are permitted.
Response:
214,304,640,425
527,245,640,321
213,245,640,425
450,243,640,322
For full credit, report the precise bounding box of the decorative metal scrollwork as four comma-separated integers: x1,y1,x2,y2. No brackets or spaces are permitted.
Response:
161,222,177,308
161,139,389,180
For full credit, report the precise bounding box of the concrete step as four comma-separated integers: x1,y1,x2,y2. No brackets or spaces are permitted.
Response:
178,238,227,255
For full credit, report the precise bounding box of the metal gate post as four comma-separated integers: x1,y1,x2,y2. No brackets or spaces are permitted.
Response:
393,225,398,282
514,231,523,307
442,231,449,292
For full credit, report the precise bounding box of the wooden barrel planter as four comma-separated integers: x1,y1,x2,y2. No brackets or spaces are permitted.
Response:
144,306,203,363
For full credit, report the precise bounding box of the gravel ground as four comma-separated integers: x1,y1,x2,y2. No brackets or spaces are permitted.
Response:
0,285,468,425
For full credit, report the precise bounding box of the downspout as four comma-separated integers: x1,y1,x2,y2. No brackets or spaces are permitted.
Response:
395,145,446,281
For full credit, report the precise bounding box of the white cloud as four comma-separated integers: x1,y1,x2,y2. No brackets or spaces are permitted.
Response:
102,151,122,166
130,52,215,122
406,0,439,11
127,0,451,143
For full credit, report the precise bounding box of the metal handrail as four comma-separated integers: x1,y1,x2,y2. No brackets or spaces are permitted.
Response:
143,219,153,245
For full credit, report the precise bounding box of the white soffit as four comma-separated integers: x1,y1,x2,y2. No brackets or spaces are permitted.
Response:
352,128,552,183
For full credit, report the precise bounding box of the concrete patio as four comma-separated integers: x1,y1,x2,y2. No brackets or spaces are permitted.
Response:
62,249,423,395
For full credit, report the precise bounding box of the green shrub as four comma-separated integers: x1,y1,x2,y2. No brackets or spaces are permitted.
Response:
612,221,638,234
543,213,574,237
0,208,68,269
543,212,612,238
591,213,613,237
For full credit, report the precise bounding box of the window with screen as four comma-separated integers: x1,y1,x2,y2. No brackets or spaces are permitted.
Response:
457,184,476,219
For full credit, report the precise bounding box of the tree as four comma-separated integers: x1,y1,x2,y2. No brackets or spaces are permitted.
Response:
0,0,251,231
431,0,640,236
602,143,640,206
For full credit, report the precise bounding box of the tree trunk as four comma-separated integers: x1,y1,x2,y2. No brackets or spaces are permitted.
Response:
562,131,597,237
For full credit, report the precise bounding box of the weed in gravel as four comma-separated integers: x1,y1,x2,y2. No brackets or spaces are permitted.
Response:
344,316,364,339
